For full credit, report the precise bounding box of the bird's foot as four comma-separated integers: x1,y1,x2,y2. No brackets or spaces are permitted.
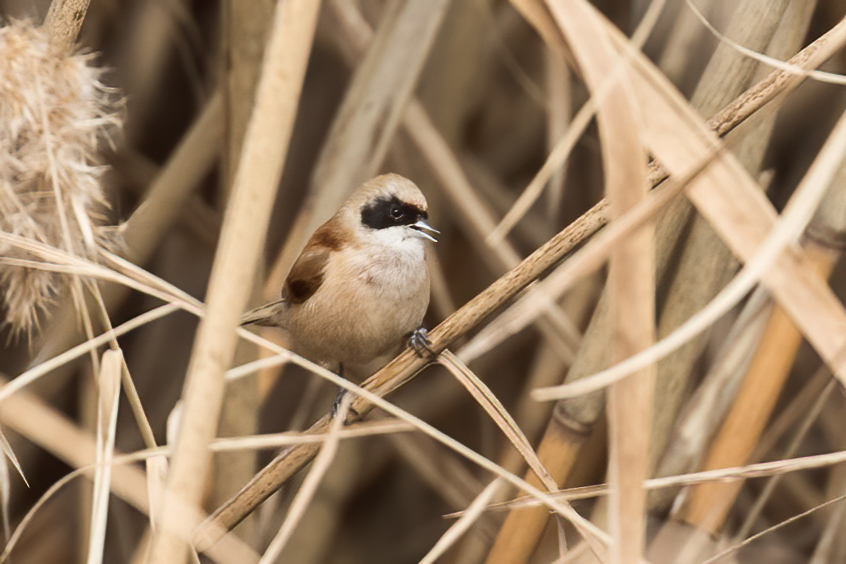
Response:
330,387,359,420
407,327,435,359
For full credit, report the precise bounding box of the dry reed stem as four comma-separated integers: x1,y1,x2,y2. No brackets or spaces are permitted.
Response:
86,349,121,564
418,478,505,564
481,447,846,518
545,2,655,564
0,374,260,564
532,12,846,399
461,14,846,364
544,50,570,222
194,199,613,550
736,376,836,541
258,398,351,563
222,0,274,188
679,242,838,533
215,0,275,539
146,1,320,561
43,0,90,50
480,3,846,562
438,351,556,489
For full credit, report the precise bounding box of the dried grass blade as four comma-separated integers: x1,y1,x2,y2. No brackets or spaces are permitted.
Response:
258,396,351,563
534,104,846,401
0,430,27,488
496,447,846,513
197,355,611,554
86,349,122,564
209,420,415,452
488,0,667,244
699,494,846,564
418,478,505,564
685,1,846,86
438,351,555,490
1,471,79,562
477,9,846,364
0,304,178,404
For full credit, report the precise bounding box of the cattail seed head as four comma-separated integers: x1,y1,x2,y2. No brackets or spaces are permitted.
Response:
0,20,121,338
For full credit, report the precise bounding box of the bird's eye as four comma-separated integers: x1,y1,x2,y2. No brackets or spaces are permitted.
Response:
390,206,403,219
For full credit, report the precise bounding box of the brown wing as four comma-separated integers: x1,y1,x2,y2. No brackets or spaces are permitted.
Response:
282,221,343,305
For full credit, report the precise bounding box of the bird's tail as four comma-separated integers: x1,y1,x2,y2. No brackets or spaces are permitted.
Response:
240,299,286,327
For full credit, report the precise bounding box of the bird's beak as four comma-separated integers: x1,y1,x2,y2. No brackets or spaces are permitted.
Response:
411,220,439,242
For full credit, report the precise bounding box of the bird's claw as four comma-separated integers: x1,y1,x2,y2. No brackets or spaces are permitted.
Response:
330,388,359,420
408,327,435,359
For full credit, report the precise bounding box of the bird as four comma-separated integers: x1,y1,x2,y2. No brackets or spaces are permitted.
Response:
242,173,438,384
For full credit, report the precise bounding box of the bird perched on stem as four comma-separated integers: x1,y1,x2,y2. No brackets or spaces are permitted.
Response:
242,173,438,383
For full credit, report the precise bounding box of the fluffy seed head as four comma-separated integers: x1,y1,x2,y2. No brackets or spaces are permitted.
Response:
0,20,121,338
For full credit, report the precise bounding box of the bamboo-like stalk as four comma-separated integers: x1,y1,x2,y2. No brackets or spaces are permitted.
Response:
211,0,275,544
677,175,846,535
482,2,846,561
529,10,846,399
9,2,846,559
195,5,846,554
677,244,836,534
147,1,320,561
543,2,655,562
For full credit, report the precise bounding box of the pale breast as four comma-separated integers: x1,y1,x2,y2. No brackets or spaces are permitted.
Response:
284,242,430,368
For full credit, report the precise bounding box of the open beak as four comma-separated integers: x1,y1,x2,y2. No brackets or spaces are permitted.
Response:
411,220,439,243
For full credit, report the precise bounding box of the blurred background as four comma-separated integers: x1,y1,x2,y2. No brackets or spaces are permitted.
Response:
2,0,846,563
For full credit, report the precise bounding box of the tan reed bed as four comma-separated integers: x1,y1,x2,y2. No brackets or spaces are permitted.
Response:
2,1,846,563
